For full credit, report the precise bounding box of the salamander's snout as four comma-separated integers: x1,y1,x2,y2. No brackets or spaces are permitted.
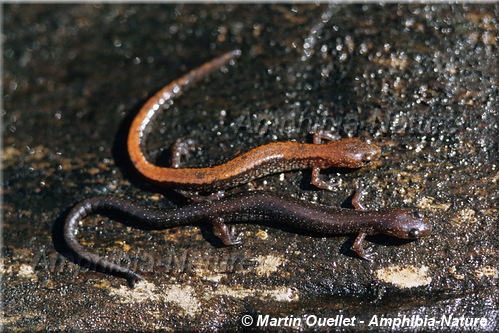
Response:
381,209,432,239
360,143,381,164
350,140,381,167
400,210,432,239
334,138,381,168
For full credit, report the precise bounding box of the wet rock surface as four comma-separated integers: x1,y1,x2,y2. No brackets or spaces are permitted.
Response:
3,4,498,332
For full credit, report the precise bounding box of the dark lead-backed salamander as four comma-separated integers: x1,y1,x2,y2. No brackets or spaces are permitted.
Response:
63,191,431,287
127,50,381,191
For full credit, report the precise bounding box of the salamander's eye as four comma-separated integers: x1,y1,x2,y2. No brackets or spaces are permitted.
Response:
362,153,374,163
413,211,423,219
408,228,420,239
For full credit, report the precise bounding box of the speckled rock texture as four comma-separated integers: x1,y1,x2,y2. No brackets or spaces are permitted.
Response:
3,4,498,332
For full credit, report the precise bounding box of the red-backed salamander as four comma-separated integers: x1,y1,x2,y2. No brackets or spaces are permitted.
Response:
127,50,381,192
63,190,431,287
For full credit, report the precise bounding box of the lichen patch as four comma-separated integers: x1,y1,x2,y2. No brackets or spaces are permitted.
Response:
375,265,431,288
253,254,285,277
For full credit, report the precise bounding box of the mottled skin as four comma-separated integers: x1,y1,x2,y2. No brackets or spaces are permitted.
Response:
63,191,431,287
127,50,380,191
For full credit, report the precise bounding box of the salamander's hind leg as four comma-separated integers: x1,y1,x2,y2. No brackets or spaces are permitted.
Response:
210,217,242,245
311,130,342,191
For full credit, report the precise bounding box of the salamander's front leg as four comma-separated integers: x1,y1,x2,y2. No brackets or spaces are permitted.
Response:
351,187,367,211
126,272,146,289
177,189,226,203
311,130,342,191
171,138,197,168
353,231,375,261
351,188,375,260
171,138,226,202
311,167,339,191
210,217,242,245
312,130,341,144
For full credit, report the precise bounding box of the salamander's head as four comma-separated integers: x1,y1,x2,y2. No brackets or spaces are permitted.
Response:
324,138,381,168
379,209,432,239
